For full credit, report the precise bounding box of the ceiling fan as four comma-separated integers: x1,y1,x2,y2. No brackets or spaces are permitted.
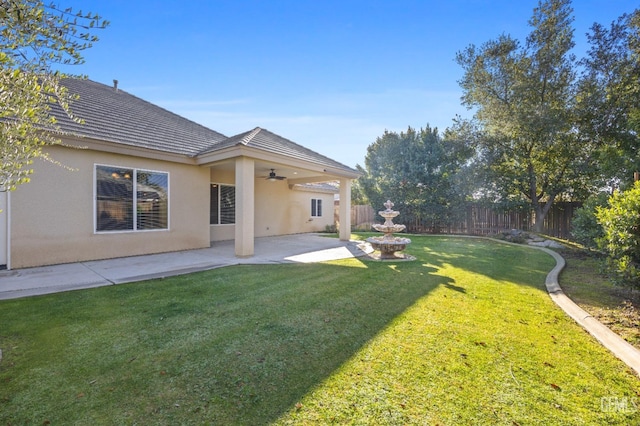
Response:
265,168,286,181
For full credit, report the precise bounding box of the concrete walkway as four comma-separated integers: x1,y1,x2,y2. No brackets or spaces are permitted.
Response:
0,234,370,300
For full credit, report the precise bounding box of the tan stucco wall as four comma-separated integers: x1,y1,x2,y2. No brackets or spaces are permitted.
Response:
255,179,335,237
10,145,210,268
208,166,335,241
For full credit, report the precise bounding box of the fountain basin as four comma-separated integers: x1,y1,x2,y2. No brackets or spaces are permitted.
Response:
372,223,406,234
366,235,412,260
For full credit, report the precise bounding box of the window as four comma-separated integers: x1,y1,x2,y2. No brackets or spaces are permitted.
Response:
95,165,168,232
210,184,235,225
311,198,322,217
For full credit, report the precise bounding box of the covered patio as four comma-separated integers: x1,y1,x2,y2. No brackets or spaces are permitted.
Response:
199,127,361,257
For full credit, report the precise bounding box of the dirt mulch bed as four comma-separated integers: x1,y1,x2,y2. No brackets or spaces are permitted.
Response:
558,249,640,350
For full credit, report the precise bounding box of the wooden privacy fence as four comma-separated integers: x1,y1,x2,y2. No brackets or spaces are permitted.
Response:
350,202,581,239
351,204,376,229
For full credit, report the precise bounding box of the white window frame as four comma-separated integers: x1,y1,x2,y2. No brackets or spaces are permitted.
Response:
210,183,236,225
94,164,170,233
311,198,323,217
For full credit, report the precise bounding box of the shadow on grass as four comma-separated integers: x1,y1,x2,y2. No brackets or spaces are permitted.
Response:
0,236,555,424
401,235,557,291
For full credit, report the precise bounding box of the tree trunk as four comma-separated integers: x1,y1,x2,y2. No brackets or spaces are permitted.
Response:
533,195,556,234
533,208,546,233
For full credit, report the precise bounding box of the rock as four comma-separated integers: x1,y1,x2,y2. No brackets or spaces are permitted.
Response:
546,241,565,249
529,240,564,249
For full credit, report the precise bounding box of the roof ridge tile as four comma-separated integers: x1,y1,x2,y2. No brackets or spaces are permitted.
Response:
240,127,262,145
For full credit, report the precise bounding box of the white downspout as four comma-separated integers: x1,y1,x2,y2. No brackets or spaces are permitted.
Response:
6,190,10,270
0,189,10,270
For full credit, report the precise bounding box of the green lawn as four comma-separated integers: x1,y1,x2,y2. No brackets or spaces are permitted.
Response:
1,236,639,424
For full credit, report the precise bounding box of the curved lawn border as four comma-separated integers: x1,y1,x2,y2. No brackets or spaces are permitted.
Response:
428,235,640,377
526,244,640,377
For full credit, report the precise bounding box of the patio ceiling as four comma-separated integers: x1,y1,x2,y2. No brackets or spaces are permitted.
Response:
209,159,342,185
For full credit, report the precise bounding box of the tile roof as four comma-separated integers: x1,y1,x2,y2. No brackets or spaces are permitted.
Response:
293,182,339,193
52,78,228,156
52,78,358,175
200,127,357,174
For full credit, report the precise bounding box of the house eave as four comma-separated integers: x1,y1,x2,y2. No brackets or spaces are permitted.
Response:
196,145,361,179
291,184,339,194
55,134,363,181
60,135,198,165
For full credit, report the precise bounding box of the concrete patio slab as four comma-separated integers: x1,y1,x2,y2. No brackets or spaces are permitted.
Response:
0,234,370,300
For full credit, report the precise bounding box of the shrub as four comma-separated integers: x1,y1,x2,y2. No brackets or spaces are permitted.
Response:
324,224,338,234
571,192,609,249
596,182,640,287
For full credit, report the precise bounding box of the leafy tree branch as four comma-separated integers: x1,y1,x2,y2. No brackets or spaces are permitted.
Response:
0,0,108,190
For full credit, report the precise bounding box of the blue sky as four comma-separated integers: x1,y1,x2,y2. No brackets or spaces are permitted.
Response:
67,0,639,168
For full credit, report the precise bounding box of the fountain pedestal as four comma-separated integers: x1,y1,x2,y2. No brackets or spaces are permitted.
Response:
366,200,413,260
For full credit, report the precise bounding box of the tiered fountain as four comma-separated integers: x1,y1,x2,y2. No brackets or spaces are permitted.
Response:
366,200,413,260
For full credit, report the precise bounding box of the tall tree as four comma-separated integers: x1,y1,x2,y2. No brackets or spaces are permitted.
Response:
577,9,640,189
0,0,107,191
357,125,473,232
456,0,598,232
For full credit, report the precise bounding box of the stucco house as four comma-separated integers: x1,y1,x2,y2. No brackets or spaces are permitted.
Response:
0,78,359,270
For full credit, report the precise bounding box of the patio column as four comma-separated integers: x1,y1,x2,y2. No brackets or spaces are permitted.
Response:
235,157,255,257
339,178,352,241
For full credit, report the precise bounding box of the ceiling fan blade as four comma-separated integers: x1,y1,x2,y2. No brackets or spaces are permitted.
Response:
265,169,286,180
